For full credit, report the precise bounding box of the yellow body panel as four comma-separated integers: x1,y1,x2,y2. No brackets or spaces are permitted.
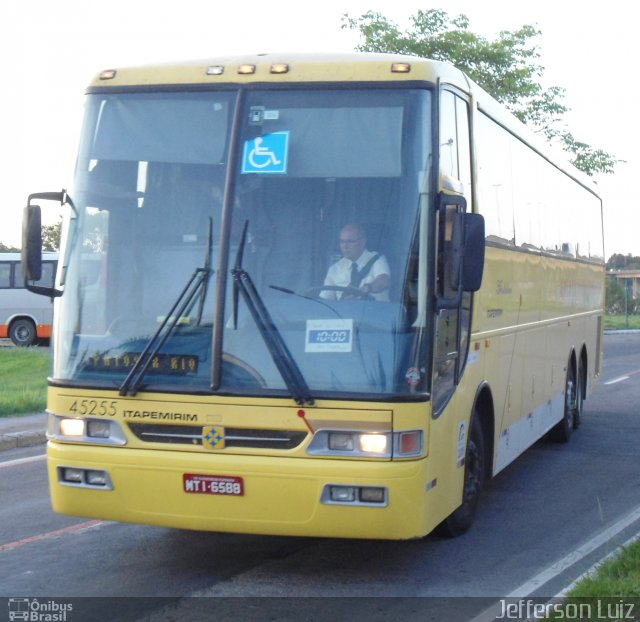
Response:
468,246,604,472
89,52,458,88
45,52,604,540
45,388,468,540
48,442,426,539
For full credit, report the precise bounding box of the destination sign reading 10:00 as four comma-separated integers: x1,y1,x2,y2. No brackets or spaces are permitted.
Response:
305,319,353,353
308,329,350,344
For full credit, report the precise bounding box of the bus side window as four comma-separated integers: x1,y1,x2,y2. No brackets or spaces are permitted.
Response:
0,263,10,288
15,261,56,288
433,89,473,415
41,262,56,287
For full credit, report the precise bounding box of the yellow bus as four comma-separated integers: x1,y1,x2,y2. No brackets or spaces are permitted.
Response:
23,53,604,539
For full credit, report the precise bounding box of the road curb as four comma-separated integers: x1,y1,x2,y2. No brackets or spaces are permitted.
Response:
0,430,47,451
0,413,48,452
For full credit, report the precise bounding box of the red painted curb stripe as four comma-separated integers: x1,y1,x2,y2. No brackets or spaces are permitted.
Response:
0,520,105,553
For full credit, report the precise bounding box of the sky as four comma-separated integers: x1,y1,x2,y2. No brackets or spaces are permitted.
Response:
1,0,637,257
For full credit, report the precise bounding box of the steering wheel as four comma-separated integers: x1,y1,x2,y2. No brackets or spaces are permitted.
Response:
305,285,374,301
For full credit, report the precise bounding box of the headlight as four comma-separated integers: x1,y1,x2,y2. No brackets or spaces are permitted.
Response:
308,430,423,459
321,484,388,507
58,466,113,489
328,433,355,452
309,431,392,458
59,418,85,436
60,467,84,482
87,420,111,438
51,414,127,445
359,433,388,454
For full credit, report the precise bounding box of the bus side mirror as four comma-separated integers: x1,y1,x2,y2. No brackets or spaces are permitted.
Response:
461,213,485,292
22,204,43,282
21,191,66,298
436,193,485,310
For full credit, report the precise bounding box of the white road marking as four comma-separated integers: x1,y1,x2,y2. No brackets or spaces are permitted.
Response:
0,454,46,469
507,503,640,596
604,376,630,385
556,531,640,597
469,503,640,622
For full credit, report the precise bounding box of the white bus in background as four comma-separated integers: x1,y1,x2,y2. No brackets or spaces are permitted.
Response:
0,252,58,346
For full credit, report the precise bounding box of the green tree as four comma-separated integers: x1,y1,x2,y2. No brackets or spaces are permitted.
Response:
606,275,635,315
42,219,62,251
606,253,640,271
0,241,19,252
343,9,618,176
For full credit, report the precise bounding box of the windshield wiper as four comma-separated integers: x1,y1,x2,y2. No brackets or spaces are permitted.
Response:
196,218,214,325
231,221,314,406
268,284,341,318
119,219,214,396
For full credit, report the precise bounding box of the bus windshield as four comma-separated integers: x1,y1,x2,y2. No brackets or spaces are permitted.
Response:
53,87,433,399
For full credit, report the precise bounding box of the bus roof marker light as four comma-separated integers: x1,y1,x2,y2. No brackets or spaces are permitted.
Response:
270,63,289,74
391,63,411,73
207,65,224,76
238,64,256,75
99,69,117,80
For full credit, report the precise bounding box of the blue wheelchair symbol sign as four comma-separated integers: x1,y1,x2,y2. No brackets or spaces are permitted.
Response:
242,132,289,174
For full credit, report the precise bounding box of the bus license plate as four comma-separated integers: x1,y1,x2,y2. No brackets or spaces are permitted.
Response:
183,473,244,496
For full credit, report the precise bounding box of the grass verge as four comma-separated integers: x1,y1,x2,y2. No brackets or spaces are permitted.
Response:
0,347,49,417
566,537,640,598
604,314,640,330
545,539,640,620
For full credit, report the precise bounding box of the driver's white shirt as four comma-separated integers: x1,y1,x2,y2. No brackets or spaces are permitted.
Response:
321,250,390,301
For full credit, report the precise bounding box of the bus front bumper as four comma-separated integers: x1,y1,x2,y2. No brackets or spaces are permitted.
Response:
47,441,432,540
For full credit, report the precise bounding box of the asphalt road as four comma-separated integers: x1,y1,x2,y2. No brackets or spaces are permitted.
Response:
0,338,48,348
1,333,639,622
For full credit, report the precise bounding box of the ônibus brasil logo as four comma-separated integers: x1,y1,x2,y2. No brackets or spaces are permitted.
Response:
7,598,73,622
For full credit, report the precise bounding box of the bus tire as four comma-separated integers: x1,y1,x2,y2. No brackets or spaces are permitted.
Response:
437,414,485,538
551,361,580,443
9,319,37,347
573,358,585,430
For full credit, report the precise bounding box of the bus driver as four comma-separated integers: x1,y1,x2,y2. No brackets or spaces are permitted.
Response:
321,223,390,301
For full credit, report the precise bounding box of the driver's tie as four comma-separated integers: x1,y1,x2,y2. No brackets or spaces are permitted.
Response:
349,262,359,288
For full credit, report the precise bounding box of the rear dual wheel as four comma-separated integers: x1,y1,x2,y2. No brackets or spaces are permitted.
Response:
551,359,584,443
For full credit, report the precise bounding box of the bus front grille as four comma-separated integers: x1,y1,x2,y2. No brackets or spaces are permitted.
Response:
127,423,308,450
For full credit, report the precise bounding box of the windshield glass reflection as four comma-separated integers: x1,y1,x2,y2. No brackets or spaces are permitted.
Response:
53,88,434,399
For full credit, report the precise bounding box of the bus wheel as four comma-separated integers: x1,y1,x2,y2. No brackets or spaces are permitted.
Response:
437,414,485,538
573,359,585,430
9,319,37,347
551,362,579,443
